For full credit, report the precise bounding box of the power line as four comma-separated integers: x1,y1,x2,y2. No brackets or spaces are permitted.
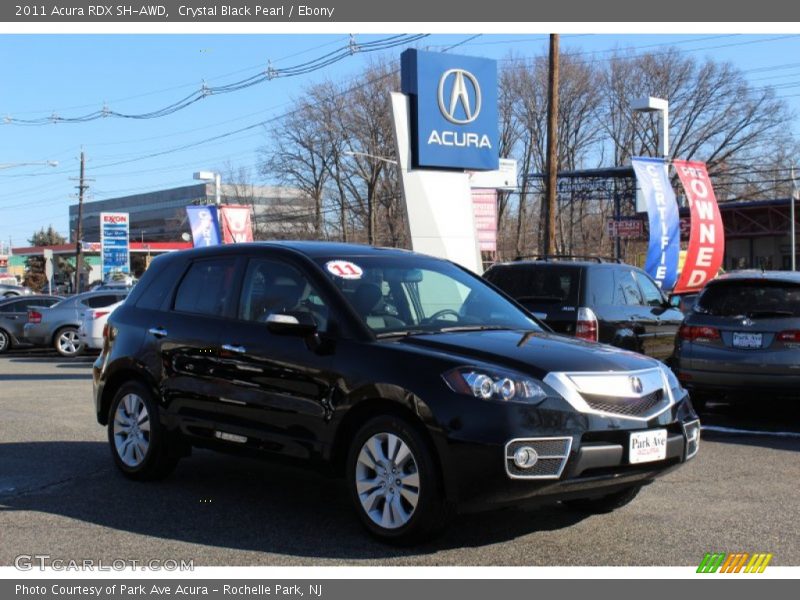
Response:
2,34,429,126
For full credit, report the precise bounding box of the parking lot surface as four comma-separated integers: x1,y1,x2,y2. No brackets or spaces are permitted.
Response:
1,350,799,566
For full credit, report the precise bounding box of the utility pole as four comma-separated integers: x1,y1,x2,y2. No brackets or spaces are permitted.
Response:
543,33,560,256
73,150,89,293
791,166,798,271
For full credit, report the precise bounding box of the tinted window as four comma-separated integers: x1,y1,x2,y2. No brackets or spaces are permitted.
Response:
173,258,238,317
86,295,122,308
0,301,22,313
135,258,187,310
587,269,615,305
238,258,330,332
697,281,800,317
614,270,645,305
486,265,580,306
634,271,665,307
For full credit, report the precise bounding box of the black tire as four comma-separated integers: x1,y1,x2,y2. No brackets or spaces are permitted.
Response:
563,485,642,514
53,326,83,358
107,380,179,480
346,414,451,544
0,329,10,354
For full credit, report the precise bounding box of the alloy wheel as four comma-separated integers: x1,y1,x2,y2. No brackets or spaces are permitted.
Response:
57,329,81,356
113,393,151,467
355,432,421,530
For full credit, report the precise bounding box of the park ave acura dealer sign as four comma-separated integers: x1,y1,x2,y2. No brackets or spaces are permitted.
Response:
401,49,499,171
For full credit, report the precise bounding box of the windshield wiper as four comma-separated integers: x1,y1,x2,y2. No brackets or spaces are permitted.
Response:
375,329,427,339
437,325,513,333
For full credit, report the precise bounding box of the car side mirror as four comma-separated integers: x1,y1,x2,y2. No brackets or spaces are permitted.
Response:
266,311,318,337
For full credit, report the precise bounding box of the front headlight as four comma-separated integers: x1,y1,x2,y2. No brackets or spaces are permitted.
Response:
442,366,549,404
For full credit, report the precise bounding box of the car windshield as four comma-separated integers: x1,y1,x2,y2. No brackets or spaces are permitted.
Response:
317,255,541,337
696,280,800,317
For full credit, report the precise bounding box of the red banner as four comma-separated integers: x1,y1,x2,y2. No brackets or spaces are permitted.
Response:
219,205,254,244
672,160,725,293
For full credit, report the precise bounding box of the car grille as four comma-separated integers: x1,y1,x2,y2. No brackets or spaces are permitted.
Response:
581,389,666,417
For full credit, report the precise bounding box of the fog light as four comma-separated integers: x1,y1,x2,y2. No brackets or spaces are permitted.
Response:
513,446,539,469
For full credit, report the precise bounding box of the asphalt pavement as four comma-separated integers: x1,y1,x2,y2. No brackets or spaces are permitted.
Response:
1,350,799,566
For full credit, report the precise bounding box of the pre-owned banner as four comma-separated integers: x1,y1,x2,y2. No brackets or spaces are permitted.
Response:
631,157,681,290
220,205,254,244
672,160,725,293
186,205,221,247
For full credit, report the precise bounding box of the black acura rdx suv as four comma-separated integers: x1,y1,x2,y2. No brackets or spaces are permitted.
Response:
93,242,700,543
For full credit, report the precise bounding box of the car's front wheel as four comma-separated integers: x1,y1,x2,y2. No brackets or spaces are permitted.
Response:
108,381,178,480
562,485,642,514
54,326,82,358
346,414,451,544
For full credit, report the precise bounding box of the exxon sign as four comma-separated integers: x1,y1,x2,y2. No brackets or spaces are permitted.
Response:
401,49,499,171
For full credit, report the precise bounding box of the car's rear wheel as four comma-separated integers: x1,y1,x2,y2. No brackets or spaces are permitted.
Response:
346,415,451,544
0,329,10,354
108,381,178,480
562,485,642,514
54,326,82,358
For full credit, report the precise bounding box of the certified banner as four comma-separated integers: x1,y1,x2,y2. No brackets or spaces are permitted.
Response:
100,212,130,278
672,160,725,293
220,205,254,244
186,205,221,247
631,157,681,290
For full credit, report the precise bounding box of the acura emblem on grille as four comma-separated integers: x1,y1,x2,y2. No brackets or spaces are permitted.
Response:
630,376,643,394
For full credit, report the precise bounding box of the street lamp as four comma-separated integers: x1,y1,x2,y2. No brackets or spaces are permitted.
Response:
0,160,59,170
193,170,221,208
631,96,669,158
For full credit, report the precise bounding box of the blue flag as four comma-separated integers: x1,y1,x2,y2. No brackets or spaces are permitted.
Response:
631,157,680,290
186,205,221,247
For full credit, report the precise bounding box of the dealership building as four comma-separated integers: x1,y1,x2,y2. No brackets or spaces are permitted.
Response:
68,182,314,243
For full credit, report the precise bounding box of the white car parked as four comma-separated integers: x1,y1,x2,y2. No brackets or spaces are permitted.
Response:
78,300,124,350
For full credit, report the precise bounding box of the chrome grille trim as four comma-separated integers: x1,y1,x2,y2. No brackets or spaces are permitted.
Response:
504,436,573,480
543,368,676,422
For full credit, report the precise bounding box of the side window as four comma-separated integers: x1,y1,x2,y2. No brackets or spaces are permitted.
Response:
174,258,238,317
86,295,119,308
587,269,615,305
0,301,20,313
238,258,329,332
136,259,186,310
613,269,645,306
634,272,666,307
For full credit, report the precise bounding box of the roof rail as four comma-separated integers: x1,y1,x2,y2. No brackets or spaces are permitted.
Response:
512,254,622,264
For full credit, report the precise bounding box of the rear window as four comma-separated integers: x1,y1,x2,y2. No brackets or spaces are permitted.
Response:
696,281,800,317
173,258,238,317
486,265,581,306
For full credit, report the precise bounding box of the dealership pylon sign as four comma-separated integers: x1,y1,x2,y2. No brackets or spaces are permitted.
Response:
401,49,499,171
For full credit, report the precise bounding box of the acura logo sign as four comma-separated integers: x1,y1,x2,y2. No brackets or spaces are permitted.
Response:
438,69,482,124
630,376,643,394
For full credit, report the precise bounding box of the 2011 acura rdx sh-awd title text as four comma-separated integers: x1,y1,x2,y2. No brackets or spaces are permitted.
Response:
93,242,700,543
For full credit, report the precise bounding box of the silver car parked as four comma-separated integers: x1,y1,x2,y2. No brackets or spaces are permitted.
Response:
0,295,62,354
22,290,129,357
673,271,800,410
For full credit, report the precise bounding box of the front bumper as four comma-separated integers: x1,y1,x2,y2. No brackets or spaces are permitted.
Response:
433,391,699,512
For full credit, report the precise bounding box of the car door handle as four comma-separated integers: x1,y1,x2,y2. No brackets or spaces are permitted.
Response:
222,343,246,354
148,327,168,338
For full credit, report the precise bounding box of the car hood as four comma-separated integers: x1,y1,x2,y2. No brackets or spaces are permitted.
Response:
397,329,658,378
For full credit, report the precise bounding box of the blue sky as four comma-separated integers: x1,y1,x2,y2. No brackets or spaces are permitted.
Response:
2,33,800,246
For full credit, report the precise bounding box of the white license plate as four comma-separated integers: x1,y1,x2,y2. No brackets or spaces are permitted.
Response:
733,332,763,349
629,429,668,464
